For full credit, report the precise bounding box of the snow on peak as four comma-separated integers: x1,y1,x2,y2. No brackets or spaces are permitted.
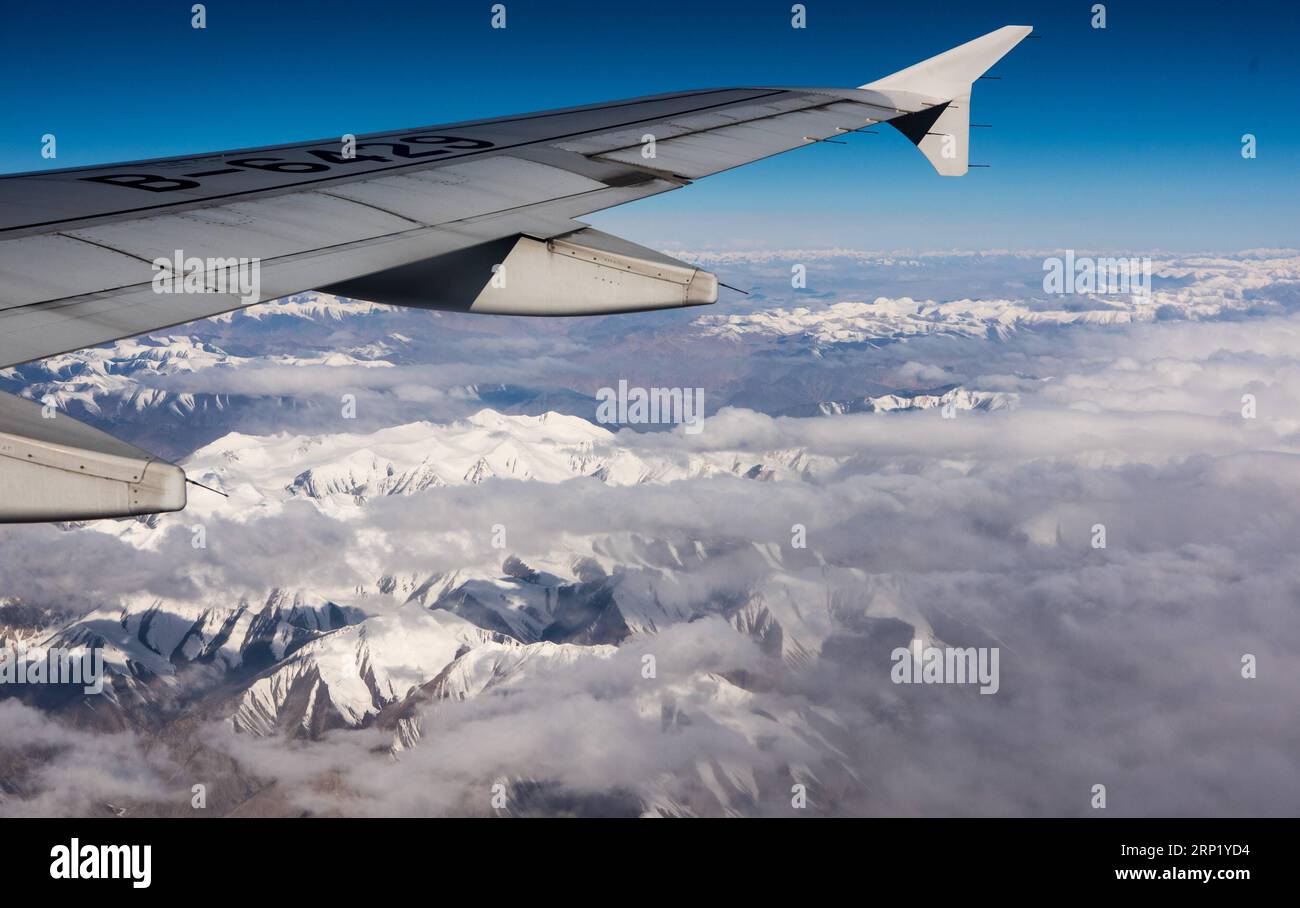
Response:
211,293,393,323
232,607,505,735
180,411,635,513
695,297,1146,346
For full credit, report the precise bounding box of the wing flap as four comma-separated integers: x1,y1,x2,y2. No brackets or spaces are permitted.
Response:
323,227,717,316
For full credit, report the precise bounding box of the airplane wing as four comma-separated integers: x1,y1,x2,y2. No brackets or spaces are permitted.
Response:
0,25,1032,522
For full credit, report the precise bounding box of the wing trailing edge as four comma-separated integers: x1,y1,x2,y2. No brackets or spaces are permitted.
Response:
323,227,717,317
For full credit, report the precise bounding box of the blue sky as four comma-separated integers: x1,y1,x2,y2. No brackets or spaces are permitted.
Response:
2,0,1296,250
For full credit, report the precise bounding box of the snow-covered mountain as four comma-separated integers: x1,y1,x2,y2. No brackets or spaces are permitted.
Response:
0,601,59,649
4,402,937,815
0,333,397,417
168,409,838,522
208,293,392,324
0,336,240,417
231,607,508,737
17,589,361,732
374,636,859,817
698,296,1151,348
693,250,1300,351
784,386,1019,418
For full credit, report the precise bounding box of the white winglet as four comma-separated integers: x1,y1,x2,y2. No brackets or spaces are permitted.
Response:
863,25,1033,176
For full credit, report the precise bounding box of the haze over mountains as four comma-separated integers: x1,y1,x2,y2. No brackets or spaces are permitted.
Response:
2,250,1298,817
